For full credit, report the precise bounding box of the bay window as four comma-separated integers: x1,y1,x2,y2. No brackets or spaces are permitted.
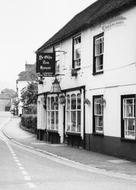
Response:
47,95,58,130
66,93,81,133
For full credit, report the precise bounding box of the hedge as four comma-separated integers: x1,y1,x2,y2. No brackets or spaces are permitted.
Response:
21,114,37,134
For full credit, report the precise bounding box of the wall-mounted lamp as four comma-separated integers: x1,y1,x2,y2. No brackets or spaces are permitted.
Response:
37,74,44,84
84,98,91,105
59,95,66,105
102,98,106,106
50,77,61,94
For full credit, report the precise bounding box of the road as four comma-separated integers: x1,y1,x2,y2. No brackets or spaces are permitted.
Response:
0,112,136,190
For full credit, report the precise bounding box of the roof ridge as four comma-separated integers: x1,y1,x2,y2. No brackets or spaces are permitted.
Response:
36,0,136,53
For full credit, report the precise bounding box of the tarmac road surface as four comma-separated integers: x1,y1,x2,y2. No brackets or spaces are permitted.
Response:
0,112,136,190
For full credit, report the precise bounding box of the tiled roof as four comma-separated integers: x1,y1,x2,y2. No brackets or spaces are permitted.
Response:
37,0,136,52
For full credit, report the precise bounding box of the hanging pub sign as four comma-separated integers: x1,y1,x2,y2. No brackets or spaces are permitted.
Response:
36,52,55,77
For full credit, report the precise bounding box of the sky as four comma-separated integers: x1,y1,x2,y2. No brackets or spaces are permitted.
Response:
0,0,96,92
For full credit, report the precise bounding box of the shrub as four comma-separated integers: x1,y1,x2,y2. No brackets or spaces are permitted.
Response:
21,114,37,133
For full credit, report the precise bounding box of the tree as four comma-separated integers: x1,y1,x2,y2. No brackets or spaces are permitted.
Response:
21,82,38,106
1,88,17,98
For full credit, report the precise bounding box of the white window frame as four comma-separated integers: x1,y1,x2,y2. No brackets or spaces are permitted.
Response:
123,97,136,139
73,35,81,69
94,33,104,73
94,96,104,134
47,95,59,131
55,45,61,74
66,92,81,133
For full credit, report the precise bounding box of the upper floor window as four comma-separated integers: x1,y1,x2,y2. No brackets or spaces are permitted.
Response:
121,95,136,140
93,33,104,75
55,45,61,74
73,35,81,69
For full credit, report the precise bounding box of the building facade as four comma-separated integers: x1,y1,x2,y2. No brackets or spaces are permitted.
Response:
0,93,11,111
16,64,37,116
36,0,136,160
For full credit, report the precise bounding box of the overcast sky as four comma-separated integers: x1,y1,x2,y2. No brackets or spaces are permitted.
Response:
0,0,96,91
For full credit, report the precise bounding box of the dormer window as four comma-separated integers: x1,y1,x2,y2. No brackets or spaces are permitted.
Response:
73,35,81,69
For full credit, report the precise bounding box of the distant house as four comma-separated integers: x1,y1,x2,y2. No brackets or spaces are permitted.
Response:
16,63,37,116
0,93,11,111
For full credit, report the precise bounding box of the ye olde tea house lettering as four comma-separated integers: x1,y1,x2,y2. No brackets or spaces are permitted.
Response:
36,52,55,77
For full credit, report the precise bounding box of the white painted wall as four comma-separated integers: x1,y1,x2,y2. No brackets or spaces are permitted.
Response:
38,6,136,139
17,81,29,115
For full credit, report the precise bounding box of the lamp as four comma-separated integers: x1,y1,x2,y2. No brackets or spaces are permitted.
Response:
50,77,61,93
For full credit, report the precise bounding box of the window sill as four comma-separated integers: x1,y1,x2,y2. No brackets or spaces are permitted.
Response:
66,131,81,136
47,129,58,133
92,132,104,137
92,71,104,76
120,137,136,143
73,67,81,71
71,68,80,77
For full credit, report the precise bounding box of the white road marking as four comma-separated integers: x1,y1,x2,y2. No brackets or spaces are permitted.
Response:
22,170,28,175
24,175,31,181
19,166,24,170
17,162,22,166
13,156,18,160
27,182,36,188
14,159,20,163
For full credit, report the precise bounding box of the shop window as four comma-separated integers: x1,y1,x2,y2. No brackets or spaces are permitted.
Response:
121,95,136,140
93,33,104,75
47,95,58,131
72,35,81,69
66,93,81,133
93,95,104,134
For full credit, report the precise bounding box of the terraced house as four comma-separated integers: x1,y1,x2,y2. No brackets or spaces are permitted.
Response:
36,0,136,160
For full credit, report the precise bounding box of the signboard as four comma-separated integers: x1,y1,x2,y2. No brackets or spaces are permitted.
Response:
36,52,55,77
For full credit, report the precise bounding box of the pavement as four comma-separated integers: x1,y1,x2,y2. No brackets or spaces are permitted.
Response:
2,116,136,180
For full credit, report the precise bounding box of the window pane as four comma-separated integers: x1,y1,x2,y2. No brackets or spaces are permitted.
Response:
95,116,103,133
94,98,103,115
54,96,58,110
77,94,81,109
123,98,134,118
77,111,81,132
47,97,50,110
71,94,76,109
71,111,76,132
47,112,50,127
66,111,71,131
66,95,70,110
96,55,103,71
74,48,81,60
51,112,54,129
51,97,54,110
56,111,58,130
124,119,135,139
